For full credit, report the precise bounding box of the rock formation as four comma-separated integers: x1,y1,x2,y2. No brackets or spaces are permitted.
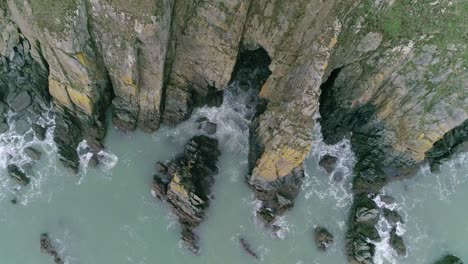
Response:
152,135,220,254
314,227,334,252
0,0,467,262
434,255,464,264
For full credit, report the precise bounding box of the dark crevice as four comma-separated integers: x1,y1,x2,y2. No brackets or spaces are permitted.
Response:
425,119,468,172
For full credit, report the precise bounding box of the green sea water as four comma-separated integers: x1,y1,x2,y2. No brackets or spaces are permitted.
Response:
0,98,466,264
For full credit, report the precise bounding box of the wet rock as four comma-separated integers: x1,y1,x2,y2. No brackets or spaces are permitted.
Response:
346,194,381,263
24,132,34,142
434,255,463,264
10,91,31,112
383,208,403,225
379,195,395,204
10,198,17,204
32,124,47,141
40,233,64,264
24,147,41,161
389,227,406,256
314,227,334,251
7,164,30,185
152,135,220,254
14,119,30,135
239,238,259,259
319,155,338,174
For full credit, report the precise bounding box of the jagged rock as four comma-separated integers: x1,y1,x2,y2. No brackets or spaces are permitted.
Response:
383,208,403,225
10,91,31,112
239,238,259,259
152,135,220,254
319,155,339,174
314,227,334,251
24,147,41,161
7,164,30,185
40,233,64,264
389,227,406,256
434,255,463,264
346,194,381,263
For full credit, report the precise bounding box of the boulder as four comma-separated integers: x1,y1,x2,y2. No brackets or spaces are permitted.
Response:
10,91,31,112
14,119,30,135
314,227,334,251
40,233,64,264
319,155,339,174
152,135,220,254
0,122,8,134
7,164,30,185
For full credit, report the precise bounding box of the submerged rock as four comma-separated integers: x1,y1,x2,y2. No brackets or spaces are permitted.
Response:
24,146,41,161
7,164,30,185
196,117,217,135
239,238,259,259
434,255,463,264
40,233,64,264
314,227,334,251
319,155,338,174
152,135,220,254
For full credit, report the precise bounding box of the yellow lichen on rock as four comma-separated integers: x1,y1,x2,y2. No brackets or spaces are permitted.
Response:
75,52,89,67
169,174,189,199
67,88,93,115
48,78,72,108
253,145,310,181
121,75,138,97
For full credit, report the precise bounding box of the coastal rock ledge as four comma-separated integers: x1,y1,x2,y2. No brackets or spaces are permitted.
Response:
152,135,220,254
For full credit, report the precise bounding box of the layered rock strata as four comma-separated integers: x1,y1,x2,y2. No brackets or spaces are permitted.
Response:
152,135,220,254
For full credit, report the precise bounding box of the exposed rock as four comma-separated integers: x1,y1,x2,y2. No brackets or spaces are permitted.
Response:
10,91,31,112
383,208,403,225
152,135,220,254
40,233,64,264
346,194,381,263
7,164,30,185
24,146,41,161
434,255,463,264
239,238,259,260
314,227,334,251
389,227,406,256
379,195,395,205
319,155,339,174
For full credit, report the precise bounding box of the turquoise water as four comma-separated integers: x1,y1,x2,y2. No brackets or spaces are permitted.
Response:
0,101,467,263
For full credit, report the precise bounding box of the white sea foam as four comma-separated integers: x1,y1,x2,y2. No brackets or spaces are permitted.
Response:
0,107,57,204
303,117,356,207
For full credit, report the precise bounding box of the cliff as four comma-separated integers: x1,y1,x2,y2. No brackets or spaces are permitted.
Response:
1,0,467,261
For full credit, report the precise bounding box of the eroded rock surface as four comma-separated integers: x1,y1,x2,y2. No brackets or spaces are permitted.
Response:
152,135,220,254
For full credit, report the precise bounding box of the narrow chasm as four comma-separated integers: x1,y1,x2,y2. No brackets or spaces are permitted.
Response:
150,46,272,254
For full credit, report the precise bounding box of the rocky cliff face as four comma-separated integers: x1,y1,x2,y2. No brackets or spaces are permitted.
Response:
1,0,467,261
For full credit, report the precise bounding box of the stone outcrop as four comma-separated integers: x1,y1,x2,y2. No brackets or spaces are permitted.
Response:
152,135,220,254
314,227,334,252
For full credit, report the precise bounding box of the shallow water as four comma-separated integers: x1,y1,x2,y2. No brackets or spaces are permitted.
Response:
0,92,467,263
